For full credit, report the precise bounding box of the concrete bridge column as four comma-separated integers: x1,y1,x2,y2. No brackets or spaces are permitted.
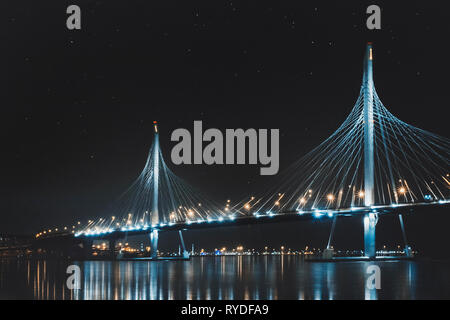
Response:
150,229,159,259
178,230,190,259
398,214,412,257
364,212,378,259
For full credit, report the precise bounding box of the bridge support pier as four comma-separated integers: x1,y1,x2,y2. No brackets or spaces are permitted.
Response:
150,229,159,259
178,230,190,259
364,212,378,259
322,216,337,259
399,214,412,258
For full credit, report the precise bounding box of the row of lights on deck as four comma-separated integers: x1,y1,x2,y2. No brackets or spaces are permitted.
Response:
52,177,446,238
36,221,81,238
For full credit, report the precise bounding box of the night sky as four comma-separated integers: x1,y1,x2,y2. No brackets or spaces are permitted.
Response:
1,1,449,254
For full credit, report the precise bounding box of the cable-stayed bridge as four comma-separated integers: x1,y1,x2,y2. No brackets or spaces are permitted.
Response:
35,43,449,260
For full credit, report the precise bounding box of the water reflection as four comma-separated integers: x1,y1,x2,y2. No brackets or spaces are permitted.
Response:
1,256,450,300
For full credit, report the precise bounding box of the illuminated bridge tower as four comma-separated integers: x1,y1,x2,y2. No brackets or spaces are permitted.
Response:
150,121,160,259
148,121,189,260
362,43,377,259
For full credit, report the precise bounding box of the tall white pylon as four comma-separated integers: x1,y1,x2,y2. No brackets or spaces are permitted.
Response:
150,121,160,259
362,43,377,258
152,121,160,225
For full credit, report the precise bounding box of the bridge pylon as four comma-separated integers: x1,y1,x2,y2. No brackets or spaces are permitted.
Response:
147,121,189,260
362,42,377,259
150,121,160,259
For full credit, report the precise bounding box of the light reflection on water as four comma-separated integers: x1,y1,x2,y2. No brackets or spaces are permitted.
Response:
1,256,450,300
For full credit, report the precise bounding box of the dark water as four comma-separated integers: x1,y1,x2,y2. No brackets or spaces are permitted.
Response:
1,256,450,300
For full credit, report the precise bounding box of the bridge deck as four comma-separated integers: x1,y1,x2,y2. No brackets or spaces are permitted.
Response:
70,200,447,240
